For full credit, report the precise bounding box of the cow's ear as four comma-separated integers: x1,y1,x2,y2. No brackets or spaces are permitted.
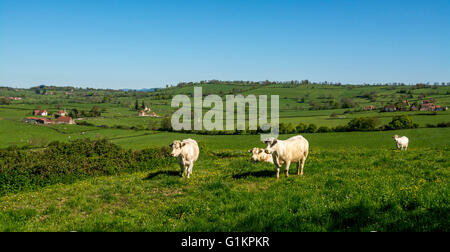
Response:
181,142,186,147
272,139,278,145
247,149,252,153
258,149,264,153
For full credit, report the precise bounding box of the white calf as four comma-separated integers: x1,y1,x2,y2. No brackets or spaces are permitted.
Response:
264,135,309,179
248,147,274,164
393,135,409,150
170,139,200,178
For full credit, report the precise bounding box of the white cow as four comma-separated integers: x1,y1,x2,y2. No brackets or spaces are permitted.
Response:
170,139,200,178
264,135,309,179
248,147,274,164
393,135,409,150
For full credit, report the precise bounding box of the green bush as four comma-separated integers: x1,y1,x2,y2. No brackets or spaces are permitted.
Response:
347,117,381,131
386,115,418,130
0,139,173,195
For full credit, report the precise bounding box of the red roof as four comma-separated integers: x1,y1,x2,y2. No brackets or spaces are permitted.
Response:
56,116,73,122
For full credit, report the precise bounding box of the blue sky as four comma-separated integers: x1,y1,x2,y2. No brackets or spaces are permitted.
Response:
0,0,449,89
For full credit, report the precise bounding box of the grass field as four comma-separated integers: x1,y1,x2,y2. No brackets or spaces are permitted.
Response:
0,128,449,231
0,83,449,231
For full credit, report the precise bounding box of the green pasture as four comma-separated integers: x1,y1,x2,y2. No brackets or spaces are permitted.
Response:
0,129,448,231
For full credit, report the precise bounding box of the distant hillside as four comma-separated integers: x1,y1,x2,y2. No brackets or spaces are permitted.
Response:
121,88,157,92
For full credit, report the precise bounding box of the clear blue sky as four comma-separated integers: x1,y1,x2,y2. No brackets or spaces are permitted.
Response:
0,0,449,89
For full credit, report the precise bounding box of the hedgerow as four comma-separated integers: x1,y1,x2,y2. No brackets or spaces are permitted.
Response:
0,139,174,195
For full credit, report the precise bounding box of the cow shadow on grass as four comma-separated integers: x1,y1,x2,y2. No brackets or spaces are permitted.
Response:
143,170,180,180
232,170,274,179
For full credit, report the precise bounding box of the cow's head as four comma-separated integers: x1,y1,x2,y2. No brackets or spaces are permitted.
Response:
263,138,278,154
248,147,265,163
169,140,186,157
392,135,399,140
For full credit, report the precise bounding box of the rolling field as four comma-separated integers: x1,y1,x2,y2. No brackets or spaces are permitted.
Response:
0,128,449,231
0,83,449,231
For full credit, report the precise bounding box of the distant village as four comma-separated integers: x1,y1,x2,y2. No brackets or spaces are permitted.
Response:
23,105,161,126
24,109,76,125
363,99,448,112
138,106,160,117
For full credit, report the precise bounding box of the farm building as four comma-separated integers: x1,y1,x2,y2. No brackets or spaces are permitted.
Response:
150,112,160,117
24,117,53,124
57,109,67,117
384,105,397,112
138,110,160,117
55,116,75,124
138,110,149,116
33,109,48,116
8,97,22,100
363,105,376,111
420,103,435,111
434,105,448,111
24,116,75,125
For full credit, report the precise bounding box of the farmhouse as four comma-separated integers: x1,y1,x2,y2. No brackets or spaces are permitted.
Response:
33,109,48,116
55,116,75,124
420,103,435,111
24,116,75,125
150,112,160,117
384,105,397,112
434,105,448,111
23,117,53,124
138,110,149,116
57,109,67,117
8,97,22,100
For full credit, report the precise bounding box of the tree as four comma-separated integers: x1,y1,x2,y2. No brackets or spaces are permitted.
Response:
306,124,317,133
160,117,172,131
347,117,380,131
89,106,102,117
69,108,79,118
135,99,139,110
0,97,10,105
296,123,308,133
149,120,159,131
141,100,146,109
386,115,418,130
317,126,331,133
341,97,356,108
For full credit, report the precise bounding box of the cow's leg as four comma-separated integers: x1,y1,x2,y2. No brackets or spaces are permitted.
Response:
275,163,280,179
285,161,291,177
299,157,306,176
185,164,190,178
179,162,185,177
187,162,193,178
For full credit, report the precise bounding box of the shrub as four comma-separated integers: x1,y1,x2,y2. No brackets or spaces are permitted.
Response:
317,126,331,133
0,139,173,195
436,122,450,128
296,123,308,133
386,115,418,130
347,117,381,131
306,124,317,133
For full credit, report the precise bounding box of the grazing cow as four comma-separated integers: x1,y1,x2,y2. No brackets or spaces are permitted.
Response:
170,139,200,178
248,147,274,164
393,135,409,150
264,135,309,179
